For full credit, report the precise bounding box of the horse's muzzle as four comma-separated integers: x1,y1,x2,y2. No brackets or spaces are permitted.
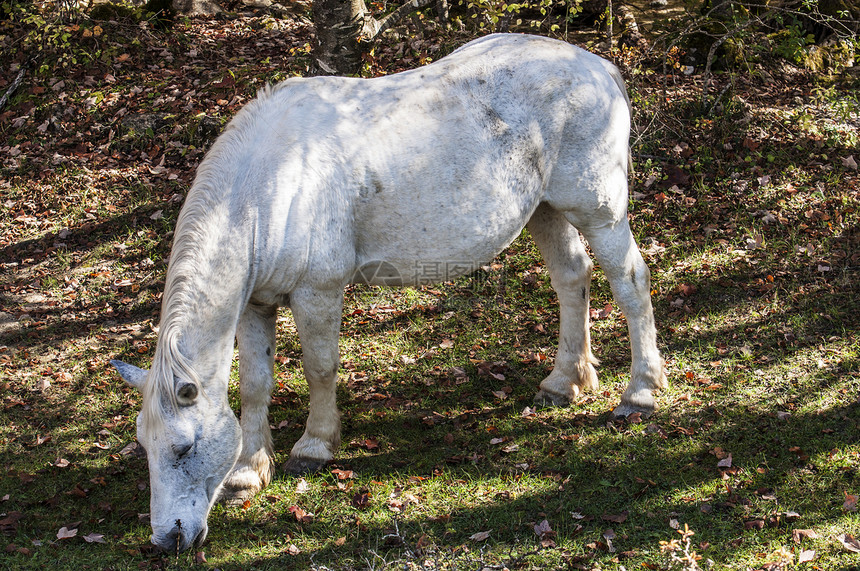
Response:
153,522,206,554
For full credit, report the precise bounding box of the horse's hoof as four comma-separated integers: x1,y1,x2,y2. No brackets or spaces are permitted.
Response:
217,485,258,506
533,389,572,408
609,402,654,421
283,456,328,475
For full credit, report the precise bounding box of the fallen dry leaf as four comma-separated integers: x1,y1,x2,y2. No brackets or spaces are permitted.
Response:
469,530,491,542
534,520,557,547
56,526,78,540
836,533,860,553
843,492,858,512
82,532,105,544
351,491,371,509
743,519,765,530
534,519,555,539
598,302,613,319
792,528,818,543
415,533,431,549
601,511,629,524
331,468,354,480
602,528,616,553
288,505,314,523
797,549,815,563
0,512,22,534
717,454,733,468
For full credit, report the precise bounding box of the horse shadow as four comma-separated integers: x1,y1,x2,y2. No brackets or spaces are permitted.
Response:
215,392,859,568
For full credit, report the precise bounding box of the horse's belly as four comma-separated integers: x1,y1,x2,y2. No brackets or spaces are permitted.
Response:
352,188,537,286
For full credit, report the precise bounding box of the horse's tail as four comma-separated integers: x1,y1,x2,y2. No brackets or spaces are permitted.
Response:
608,65,634,176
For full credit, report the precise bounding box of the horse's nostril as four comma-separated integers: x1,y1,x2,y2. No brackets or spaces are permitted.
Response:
192,527,206,549
154,525,184,554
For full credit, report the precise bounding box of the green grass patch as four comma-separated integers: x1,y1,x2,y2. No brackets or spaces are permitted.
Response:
2,15,859,571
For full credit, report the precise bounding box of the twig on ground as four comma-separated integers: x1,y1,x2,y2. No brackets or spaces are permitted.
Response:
0,57,35,113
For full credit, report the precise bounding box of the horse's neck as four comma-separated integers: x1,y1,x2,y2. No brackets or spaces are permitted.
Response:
170,296,238,392
161,202,252,392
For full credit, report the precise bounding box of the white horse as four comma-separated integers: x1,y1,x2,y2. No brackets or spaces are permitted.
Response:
112,33,666,553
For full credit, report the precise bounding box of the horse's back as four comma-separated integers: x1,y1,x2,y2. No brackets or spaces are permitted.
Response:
206,34,632,290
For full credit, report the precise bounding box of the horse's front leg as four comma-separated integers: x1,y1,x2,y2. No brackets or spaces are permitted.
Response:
220,302,278,505
283,286,343,474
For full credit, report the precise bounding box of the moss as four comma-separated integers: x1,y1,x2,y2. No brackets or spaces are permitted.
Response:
802,40,856,73
89,1,139,21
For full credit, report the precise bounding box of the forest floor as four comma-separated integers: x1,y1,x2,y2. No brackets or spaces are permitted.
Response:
1,4,859,570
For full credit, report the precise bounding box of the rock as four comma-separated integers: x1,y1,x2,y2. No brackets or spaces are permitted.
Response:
120,113,171,136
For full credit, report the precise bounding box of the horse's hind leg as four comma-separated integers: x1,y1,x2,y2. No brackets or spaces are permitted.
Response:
576,218,667,418
527,203,599,406
283,286,343,474
220,302,278,505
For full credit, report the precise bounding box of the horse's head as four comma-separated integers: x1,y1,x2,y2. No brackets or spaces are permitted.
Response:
112,359,241,553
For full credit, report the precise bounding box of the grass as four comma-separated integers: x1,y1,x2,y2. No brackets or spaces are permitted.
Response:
2,10,860,571
3,194,858,569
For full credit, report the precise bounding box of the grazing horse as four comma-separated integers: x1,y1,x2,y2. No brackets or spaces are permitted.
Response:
112,33,666,553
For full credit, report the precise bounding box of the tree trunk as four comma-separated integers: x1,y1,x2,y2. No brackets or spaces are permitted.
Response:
312,0,436,76
312,0,369,75
617,4,648,48
171,0,223,16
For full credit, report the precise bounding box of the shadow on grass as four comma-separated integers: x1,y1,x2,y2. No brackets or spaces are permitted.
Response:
0,201,178,353
1,329,856,568
207,395,860,569
2,173,857,569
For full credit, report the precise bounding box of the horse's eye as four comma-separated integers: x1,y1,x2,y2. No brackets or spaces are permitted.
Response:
172,442,193,458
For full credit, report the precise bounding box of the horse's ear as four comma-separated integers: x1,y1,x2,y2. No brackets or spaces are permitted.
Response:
175,381,199,406
111,360,149,389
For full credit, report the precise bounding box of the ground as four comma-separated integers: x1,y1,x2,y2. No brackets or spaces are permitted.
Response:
1,5,859,570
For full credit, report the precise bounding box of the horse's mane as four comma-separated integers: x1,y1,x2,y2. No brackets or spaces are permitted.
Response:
140,196,209,429
139,81,292,429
